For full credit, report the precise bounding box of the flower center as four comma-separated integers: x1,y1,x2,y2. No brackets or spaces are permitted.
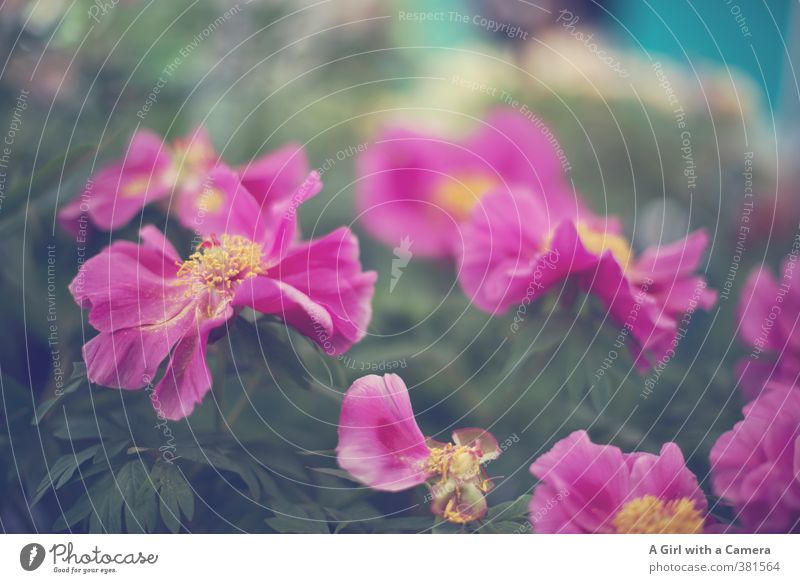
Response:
195,186,225,213
575,222,632,269
427,443,481,482
177,234,264,299
434,174,496,220
612,495,703,534
121,176,152,198
166,141,215,189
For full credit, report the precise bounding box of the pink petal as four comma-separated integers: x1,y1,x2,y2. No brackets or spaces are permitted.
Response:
635,230,709,280
737,266,782,351
337,374,431,491
529,430,630,533
239,142,309,208
153,312,230,421
626,443,707,513
236,227,376,354
59,130,172,232
179,164,268,241
82,303,196,390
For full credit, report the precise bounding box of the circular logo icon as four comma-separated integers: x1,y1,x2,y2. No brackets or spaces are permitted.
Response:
20,543,46,571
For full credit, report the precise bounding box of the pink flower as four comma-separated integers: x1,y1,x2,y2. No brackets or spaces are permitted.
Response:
710,386,800,533
356,108,578,258
69,170,376,420
336,374,500,523
459,189,716,368
529,430,708,533
59,127,309,234
735,258,800,400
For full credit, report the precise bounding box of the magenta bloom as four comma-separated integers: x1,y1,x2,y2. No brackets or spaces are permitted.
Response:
735,259,800,399
529,430,708,533
69,171,376,420
356,108,577,258
337,374,500,523
710,387,800,533
460,189,716,368
59,127,309,234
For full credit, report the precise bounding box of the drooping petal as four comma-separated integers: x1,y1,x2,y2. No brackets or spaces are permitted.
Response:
236,226,376,355
337,374,432,491
153,311,230,421
68,230,187,331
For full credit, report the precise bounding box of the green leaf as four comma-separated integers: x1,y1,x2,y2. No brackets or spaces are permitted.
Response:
2,143,94,218
32,445,100,505
52,490,96,531
32,362,87,425
150,461,194,533
117,461,154,533
480,520,529,534
308,467,360,483
265,500,329,534
432,517,463,534
485,494,531,522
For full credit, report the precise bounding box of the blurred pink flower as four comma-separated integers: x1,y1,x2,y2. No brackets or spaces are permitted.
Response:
735,258,800,400
356,108,579,258
337,373,500,523
59,127,308,234
69,170,376,420
459,189,716,369
710,386,800,533
529,430,708,533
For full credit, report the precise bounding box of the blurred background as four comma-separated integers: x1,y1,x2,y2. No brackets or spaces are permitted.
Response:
1,0,798,533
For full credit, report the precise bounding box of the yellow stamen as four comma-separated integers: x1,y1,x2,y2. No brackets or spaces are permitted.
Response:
196,187,225,213
121,177,151,197
176,235,264,304
612,495,704,534
428,443,482,483
575,222,633,269
434,174,496,220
